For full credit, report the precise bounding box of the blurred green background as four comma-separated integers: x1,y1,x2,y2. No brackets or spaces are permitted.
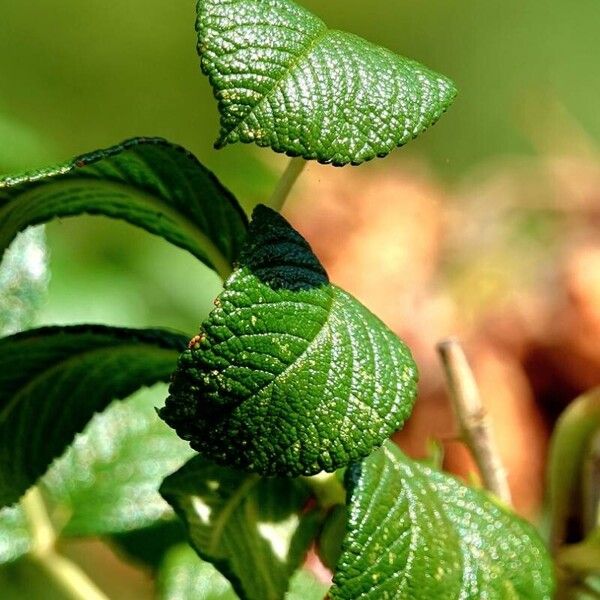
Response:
2,0,600,333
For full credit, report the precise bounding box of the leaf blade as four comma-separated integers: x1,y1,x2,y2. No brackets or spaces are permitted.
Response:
160,456,318,600
0,137,248,278
160,205,418,476
330,442,555,599
197,0,457,165
0,325,187,507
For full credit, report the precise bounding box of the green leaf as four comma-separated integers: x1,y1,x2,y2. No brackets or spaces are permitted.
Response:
197,0,457,166
41,386,194,537
159,544,238,600
160,205,418,476
0,325,187,507
158,544,328,600
0,137,248,279
0,505,30,564
0,386,192,566
317,504,345,571
160,455,319,600
0,228,48,337
330,442,555,599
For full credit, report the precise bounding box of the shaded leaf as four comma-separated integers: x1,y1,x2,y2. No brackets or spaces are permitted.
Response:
160,205,417,476
0,325,187,507
330,442,554,599
160,455,319,600
0,137,248,279
197,0,456,165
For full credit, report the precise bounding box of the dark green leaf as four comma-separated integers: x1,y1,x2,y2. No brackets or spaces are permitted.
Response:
0,137,248,279
0,325,187,507
160,455,319,600
160,205,418,476
0,558,67,600
317,505,345,572
330,442,555,599
197,0,456,166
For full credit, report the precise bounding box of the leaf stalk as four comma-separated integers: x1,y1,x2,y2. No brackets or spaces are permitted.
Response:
268,157,307,213
22,487,110,600
437,338,513,507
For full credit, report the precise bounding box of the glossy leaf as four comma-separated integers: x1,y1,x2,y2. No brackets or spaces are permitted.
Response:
330,442,555,599
0,137,248,279
0,325,187,507
197,0,456,166
160,205,418,476
160,455,319,600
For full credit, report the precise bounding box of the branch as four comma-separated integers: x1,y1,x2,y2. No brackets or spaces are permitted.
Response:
437,338,512,506
268,157,307,213
22,487,110,600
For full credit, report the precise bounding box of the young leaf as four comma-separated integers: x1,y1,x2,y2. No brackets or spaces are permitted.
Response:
0,137,248,279
0,325,187,507
330,442,555,599
160,205,418,476
197,0,457,166
160,455,319,600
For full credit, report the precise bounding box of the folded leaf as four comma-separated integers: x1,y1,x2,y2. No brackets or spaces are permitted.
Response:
197,0,457,165
160,456,319,600
0,325,187,507
0,137,248,279
330,442,555,599
160,205,418,476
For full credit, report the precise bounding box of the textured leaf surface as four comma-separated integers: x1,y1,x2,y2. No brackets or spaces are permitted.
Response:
160,205,418,476
0,325,187,507
160,455,319,600
42,386,194,537
197,0,456,165
0,387,192,565
0,137,248,278
330,442,555,599
0,228,48,336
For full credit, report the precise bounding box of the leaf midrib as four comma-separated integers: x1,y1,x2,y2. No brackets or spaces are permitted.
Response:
216,22,329,147
0,178,233,281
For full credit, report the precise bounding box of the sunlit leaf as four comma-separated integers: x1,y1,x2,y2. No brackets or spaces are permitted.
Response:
197,0,456,165
330,442,555,599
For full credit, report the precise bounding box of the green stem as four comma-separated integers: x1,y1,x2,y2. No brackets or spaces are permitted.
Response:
548,388,600,552
21,488,110,600
268,157,307,213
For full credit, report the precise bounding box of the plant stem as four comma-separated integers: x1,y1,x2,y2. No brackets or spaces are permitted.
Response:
268,157,307,212
21,487,110,600
437,338,512,506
